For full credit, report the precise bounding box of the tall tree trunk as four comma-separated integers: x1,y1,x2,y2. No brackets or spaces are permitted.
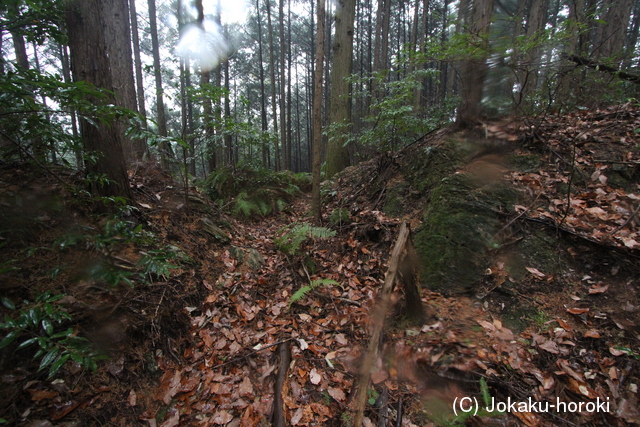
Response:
10,31,29,70
0,31,4,75
224,47,233,166
32,43,56,164
66,0,132,201
598,0,633,62
456,0,494,127
624,0,640,68
196,0,216,173
311,0,325,223
521,0,548,101
287,0,294,171
58,43,82,168
256,0,269,167
129,0,149,159
326,0,356,178
147,0,170,168
101,0,140,164
266,0,280,170
279,0,289,170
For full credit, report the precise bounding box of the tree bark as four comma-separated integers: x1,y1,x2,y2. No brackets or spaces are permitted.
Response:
326,0,356,179
279,0,289,170
129,0,149,159
456,0,494,127
101,0,141,163
147,0,170,167
65,0,132,201
256,0,269,167
266,0,280,170
311,0,325,224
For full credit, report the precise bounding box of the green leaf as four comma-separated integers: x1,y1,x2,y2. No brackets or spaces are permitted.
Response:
48,353,70,378
42,319,54,335
39,347,59,371
0,331,19,349
17,337,38,350
1,297,15,310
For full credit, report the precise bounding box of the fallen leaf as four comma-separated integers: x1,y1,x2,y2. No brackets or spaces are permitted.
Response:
128,390,137,407
588,284,609,294
27,389,58,401
567,307,589,315
526,267,546,279
584,329,601,338
210,410,233,425
238,377,254,397
309,368,321,385
327,387,346,401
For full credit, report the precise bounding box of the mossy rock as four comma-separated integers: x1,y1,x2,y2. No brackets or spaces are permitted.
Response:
414,173,505,294
507,229,567,280
382,181,410,216
507,153,541,173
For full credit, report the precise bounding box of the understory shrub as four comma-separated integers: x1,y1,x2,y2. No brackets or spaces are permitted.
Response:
202,164,310,217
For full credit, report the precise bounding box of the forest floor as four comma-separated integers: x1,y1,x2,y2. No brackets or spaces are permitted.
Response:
1,104,640,427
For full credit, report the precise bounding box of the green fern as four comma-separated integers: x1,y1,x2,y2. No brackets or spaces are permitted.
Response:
289,279,339,306
275,223,336,255
233,192,256,217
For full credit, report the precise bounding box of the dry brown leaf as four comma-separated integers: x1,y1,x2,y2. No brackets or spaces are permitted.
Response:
128,390,137,407
238,377,254,397
556,318,573,331
567,377,598,399
589,284,610,294
584,329,601,338
327,387,346,402
526,267,546,279
27,389,58,401
567,307,590,315
309,368,321,385
210,410,234,425
539,340,560,354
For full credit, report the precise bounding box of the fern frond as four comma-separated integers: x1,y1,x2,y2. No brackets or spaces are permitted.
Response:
275,223,337,255
289,278,339,306
234,192,255,217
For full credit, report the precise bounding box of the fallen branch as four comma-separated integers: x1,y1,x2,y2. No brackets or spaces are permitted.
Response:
563,53,640,84
272,340,291,427
353,223,411,427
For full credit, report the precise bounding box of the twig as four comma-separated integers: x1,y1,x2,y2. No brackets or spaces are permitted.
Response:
0,130,70,188
209,338,294,370
377,386,388,427
593,160,640,165
396,395,403,427
608,202,640,236
494,193,541,238
272,340,291,427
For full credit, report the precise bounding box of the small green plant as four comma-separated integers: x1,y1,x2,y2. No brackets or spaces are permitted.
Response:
441,377,503,426
529,310,551,331
289,278,339,306
367,387,380,405
340,412,353,427
0,292,104,379
612,345,640,360
275,223,336,255
202,164,304,218
329,208,350,225
137,248,179,281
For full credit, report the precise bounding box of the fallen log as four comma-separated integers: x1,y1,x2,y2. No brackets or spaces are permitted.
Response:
352,222,427,426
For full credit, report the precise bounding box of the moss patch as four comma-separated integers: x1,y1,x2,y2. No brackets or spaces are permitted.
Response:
414,173,506,294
